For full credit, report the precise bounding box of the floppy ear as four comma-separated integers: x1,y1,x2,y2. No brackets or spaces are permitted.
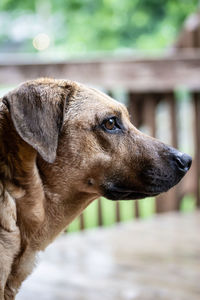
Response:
3,83,68,163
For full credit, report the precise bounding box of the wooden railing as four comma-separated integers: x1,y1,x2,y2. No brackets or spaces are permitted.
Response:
128,91,199,213
1,50,200,91
0,50,199,230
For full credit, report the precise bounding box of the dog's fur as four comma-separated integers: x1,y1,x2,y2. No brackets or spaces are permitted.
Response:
0,78,191,299
0,182,20,299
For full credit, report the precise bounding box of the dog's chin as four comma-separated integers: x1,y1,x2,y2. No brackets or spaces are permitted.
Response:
102,185,160,201
104,191,159,201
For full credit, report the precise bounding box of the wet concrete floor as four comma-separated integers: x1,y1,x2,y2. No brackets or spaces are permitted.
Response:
17,211,200,300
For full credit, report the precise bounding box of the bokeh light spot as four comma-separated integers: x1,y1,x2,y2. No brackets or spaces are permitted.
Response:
33,33,50,51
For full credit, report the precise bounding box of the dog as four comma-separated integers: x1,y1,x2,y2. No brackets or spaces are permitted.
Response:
0,78,191,299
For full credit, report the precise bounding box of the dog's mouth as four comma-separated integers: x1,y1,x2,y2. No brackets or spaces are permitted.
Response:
102,185,160,201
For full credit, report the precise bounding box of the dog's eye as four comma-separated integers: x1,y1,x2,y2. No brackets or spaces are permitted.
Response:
104,118,116,130
101,117,121,133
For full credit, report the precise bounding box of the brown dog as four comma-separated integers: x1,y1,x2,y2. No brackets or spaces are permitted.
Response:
0,78,191,299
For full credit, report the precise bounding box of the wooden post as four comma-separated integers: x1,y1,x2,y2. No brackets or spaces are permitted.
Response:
134,201,140,219
79,213,85,231
142,93,157,137
169,94,178,149
97,198,103,226
128,92,143,128
115,202,121,223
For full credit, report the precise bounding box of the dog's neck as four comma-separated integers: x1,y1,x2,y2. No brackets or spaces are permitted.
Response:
35,158,97,249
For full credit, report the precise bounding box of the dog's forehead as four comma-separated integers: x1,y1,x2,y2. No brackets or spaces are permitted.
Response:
73,85,129,118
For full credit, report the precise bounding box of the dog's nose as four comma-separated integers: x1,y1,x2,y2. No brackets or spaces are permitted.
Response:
172,150,192,173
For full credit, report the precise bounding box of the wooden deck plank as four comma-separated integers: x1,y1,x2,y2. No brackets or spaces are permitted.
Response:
17,211,200,300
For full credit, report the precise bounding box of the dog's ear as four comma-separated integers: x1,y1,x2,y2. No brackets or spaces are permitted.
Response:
3,82,70,163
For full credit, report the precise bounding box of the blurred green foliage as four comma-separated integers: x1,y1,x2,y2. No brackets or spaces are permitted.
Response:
0,0,198,55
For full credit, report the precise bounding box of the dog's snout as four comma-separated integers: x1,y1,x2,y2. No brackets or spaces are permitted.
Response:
172,151,192,173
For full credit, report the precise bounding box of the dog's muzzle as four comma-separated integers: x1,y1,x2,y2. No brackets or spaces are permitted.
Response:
102,147,192,201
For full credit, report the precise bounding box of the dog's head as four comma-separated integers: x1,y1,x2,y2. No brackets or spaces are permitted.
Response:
2,78,192,201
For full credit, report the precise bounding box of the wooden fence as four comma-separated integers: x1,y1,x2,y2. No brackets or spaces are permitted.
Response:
0,49,200,230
